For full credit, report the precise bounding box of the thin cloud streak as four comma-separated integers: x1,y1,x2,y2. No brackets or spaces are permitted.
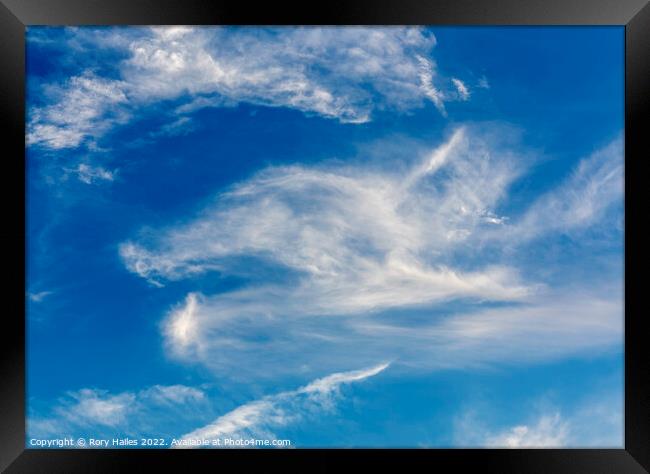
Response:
177,363,389,447
451,78,470,100
157,285,621,380
417,55,447,115
70,163,116,184
27,290,53,302
507,136,624,241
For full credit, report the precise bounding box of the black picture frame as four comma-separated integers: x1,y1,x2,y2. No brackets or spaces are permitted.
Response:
1,1,648,472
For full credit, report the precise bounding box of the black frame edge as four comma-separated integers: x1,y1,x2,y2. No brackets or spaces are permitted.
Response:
0,1,25,473
625,2,650,472
0,0,648,25
0,0,648,472
3,449,650,474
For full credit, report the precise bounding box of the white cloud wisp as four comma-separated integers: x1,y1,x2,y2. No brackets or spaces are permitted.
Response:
176,363,389,447
28,384,208,439
28,27,472,151
118,128,623,380
451,78,470,101
455,391,623,448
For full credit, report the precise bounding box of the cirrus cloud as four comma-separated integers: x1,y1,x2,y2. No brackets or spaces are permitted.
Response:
28,26,474,151
118,127,623,381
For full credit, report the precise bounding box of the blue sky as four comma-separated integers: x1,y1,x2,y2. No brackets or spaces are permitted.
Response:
26,26,623,448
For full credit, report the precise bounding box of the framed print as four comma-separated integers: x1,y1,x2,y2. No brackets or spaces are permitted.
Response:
1,0,648,472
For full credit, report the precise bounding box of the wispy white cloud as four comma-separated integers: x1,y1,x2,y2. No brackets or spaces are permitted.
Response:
55,388,136,428
69,163,116,184
177,363,389,447
155,283,621,380
29,384,208,438
28,73,129,149
28,27,473,151
507,137,623,241
417,55,446,115
478,75,490,89
163,293,201,358
138,384,206,406
451,78,470,100
121,127,526,305
117,129,622,380
455,389,623,448
27,290,53,302
485,413,569,447
352,289,622,370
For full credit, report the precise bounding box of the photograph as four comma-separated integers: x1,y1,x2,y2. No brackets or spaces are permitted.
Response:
24,25,625,450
